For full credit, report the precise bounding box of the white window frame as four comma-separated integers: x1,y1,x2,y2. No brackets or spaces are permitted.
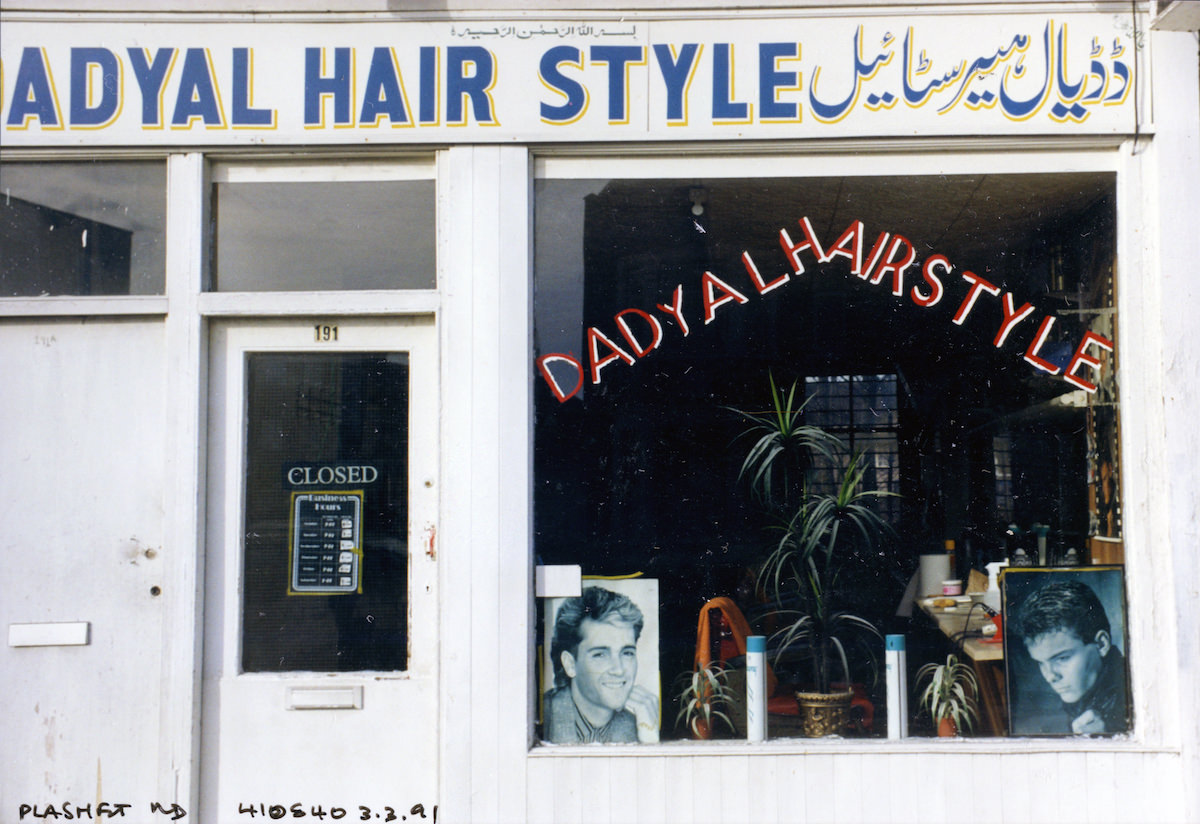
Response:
0,150,172,317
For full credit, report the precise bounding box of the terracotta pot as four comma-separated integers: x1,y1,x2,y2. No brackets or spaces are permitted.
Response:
794,688,855,737
937,717,958,737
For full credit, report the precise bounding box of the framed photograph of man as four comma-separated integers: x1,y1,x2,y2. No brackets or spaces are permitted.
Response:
1002,566,1131,736
540,577,660,745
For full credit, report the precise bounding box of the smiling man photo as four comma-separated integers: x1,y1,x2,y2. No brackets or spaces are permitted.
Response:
543,586,660,744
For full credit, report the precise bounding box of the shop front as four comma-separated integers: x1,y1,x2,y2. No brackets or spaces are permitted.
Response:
2,2,1198,822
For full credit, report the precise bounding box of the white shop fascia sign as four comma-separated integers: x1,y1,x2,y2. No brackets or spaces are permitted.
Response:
0,13,1139,147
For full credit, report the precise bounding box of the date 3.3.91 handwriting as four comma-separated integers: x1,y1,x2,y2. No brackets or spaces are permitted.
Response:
239,803,437,821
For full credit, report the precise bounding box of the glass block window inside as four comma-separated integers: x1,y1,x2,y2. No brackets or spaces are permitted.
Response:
804,374,902,524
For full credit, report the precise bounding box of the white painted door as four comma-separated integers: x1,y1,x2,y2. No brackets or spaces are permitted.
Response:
202,318,439,822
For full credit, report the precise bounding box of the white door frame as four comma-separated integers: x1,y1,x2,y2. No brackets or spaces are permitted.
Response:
201,316,440,821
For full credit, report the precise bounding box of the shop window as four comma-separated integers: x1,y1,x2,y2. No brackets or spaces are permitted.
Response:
0,161,166,296
211,164,435,292
533,172,1124,742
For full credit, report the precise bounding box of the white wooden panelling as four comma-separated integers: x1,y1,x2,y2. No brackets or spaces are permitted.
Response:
553,756,584,824
1153,29,1200,824
579,755,610,823
467,145,504,824
663,756,695,824
1151,749,1189,824
941,751,978,818
999,749,1032,822
522,750,1185,823
890,753,923,824
438,146,478,823
525,758,556,824
1023,752,1060,822
775,755,804,821
438,144,533,824
607,757,641,823
860,752,894,823
717,754,751,824
159,151,208,814
748,749,779,824
1055,751,1089,822
1087,750,1118,823
635,754,668,823
496,144,534,823
1112,138,1175,749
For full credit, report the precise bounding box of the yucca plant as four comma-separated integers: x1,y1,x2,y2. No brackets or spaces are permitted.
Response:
732,378,895,698
674,663,738,739
915,653,980,736
759,451,892,693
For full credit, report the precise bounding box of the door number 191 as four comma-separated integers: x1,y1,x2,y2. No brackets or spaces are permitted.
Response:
314,324,339,342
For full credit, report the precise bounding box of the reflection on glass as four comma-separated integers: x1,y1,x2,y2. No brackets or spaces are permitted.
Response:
242,352,409,673
0,161,166,296
212,179,435,291
533,174,1119,739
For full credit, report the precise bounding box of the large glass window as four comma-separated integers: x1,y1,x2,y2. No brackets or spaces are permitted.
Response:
533,171,1122,742
0,161,166,296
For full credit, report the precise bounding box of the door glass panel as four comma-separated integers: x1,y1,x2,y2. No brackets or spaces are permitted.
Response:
212,179,436,291
242,352,409,672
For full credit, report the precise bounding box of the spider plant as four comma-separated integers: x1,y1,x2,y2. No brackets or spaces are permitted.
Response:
674,663,738,739
915,653,980,735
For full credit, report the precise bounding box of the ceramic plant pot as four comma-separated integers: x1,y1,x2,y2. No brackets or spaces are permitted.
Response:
794,688,855,737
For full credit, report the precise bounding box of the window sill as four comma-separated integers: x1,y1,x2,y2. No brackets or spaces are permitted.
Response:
0,295,168,317
198,290,440,316
527,734,1175,758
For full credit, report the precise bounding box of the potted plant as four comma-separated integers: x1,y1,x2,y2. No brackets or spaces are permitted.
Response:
915,653,980,736
674,663,740,739
732,376,894,737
